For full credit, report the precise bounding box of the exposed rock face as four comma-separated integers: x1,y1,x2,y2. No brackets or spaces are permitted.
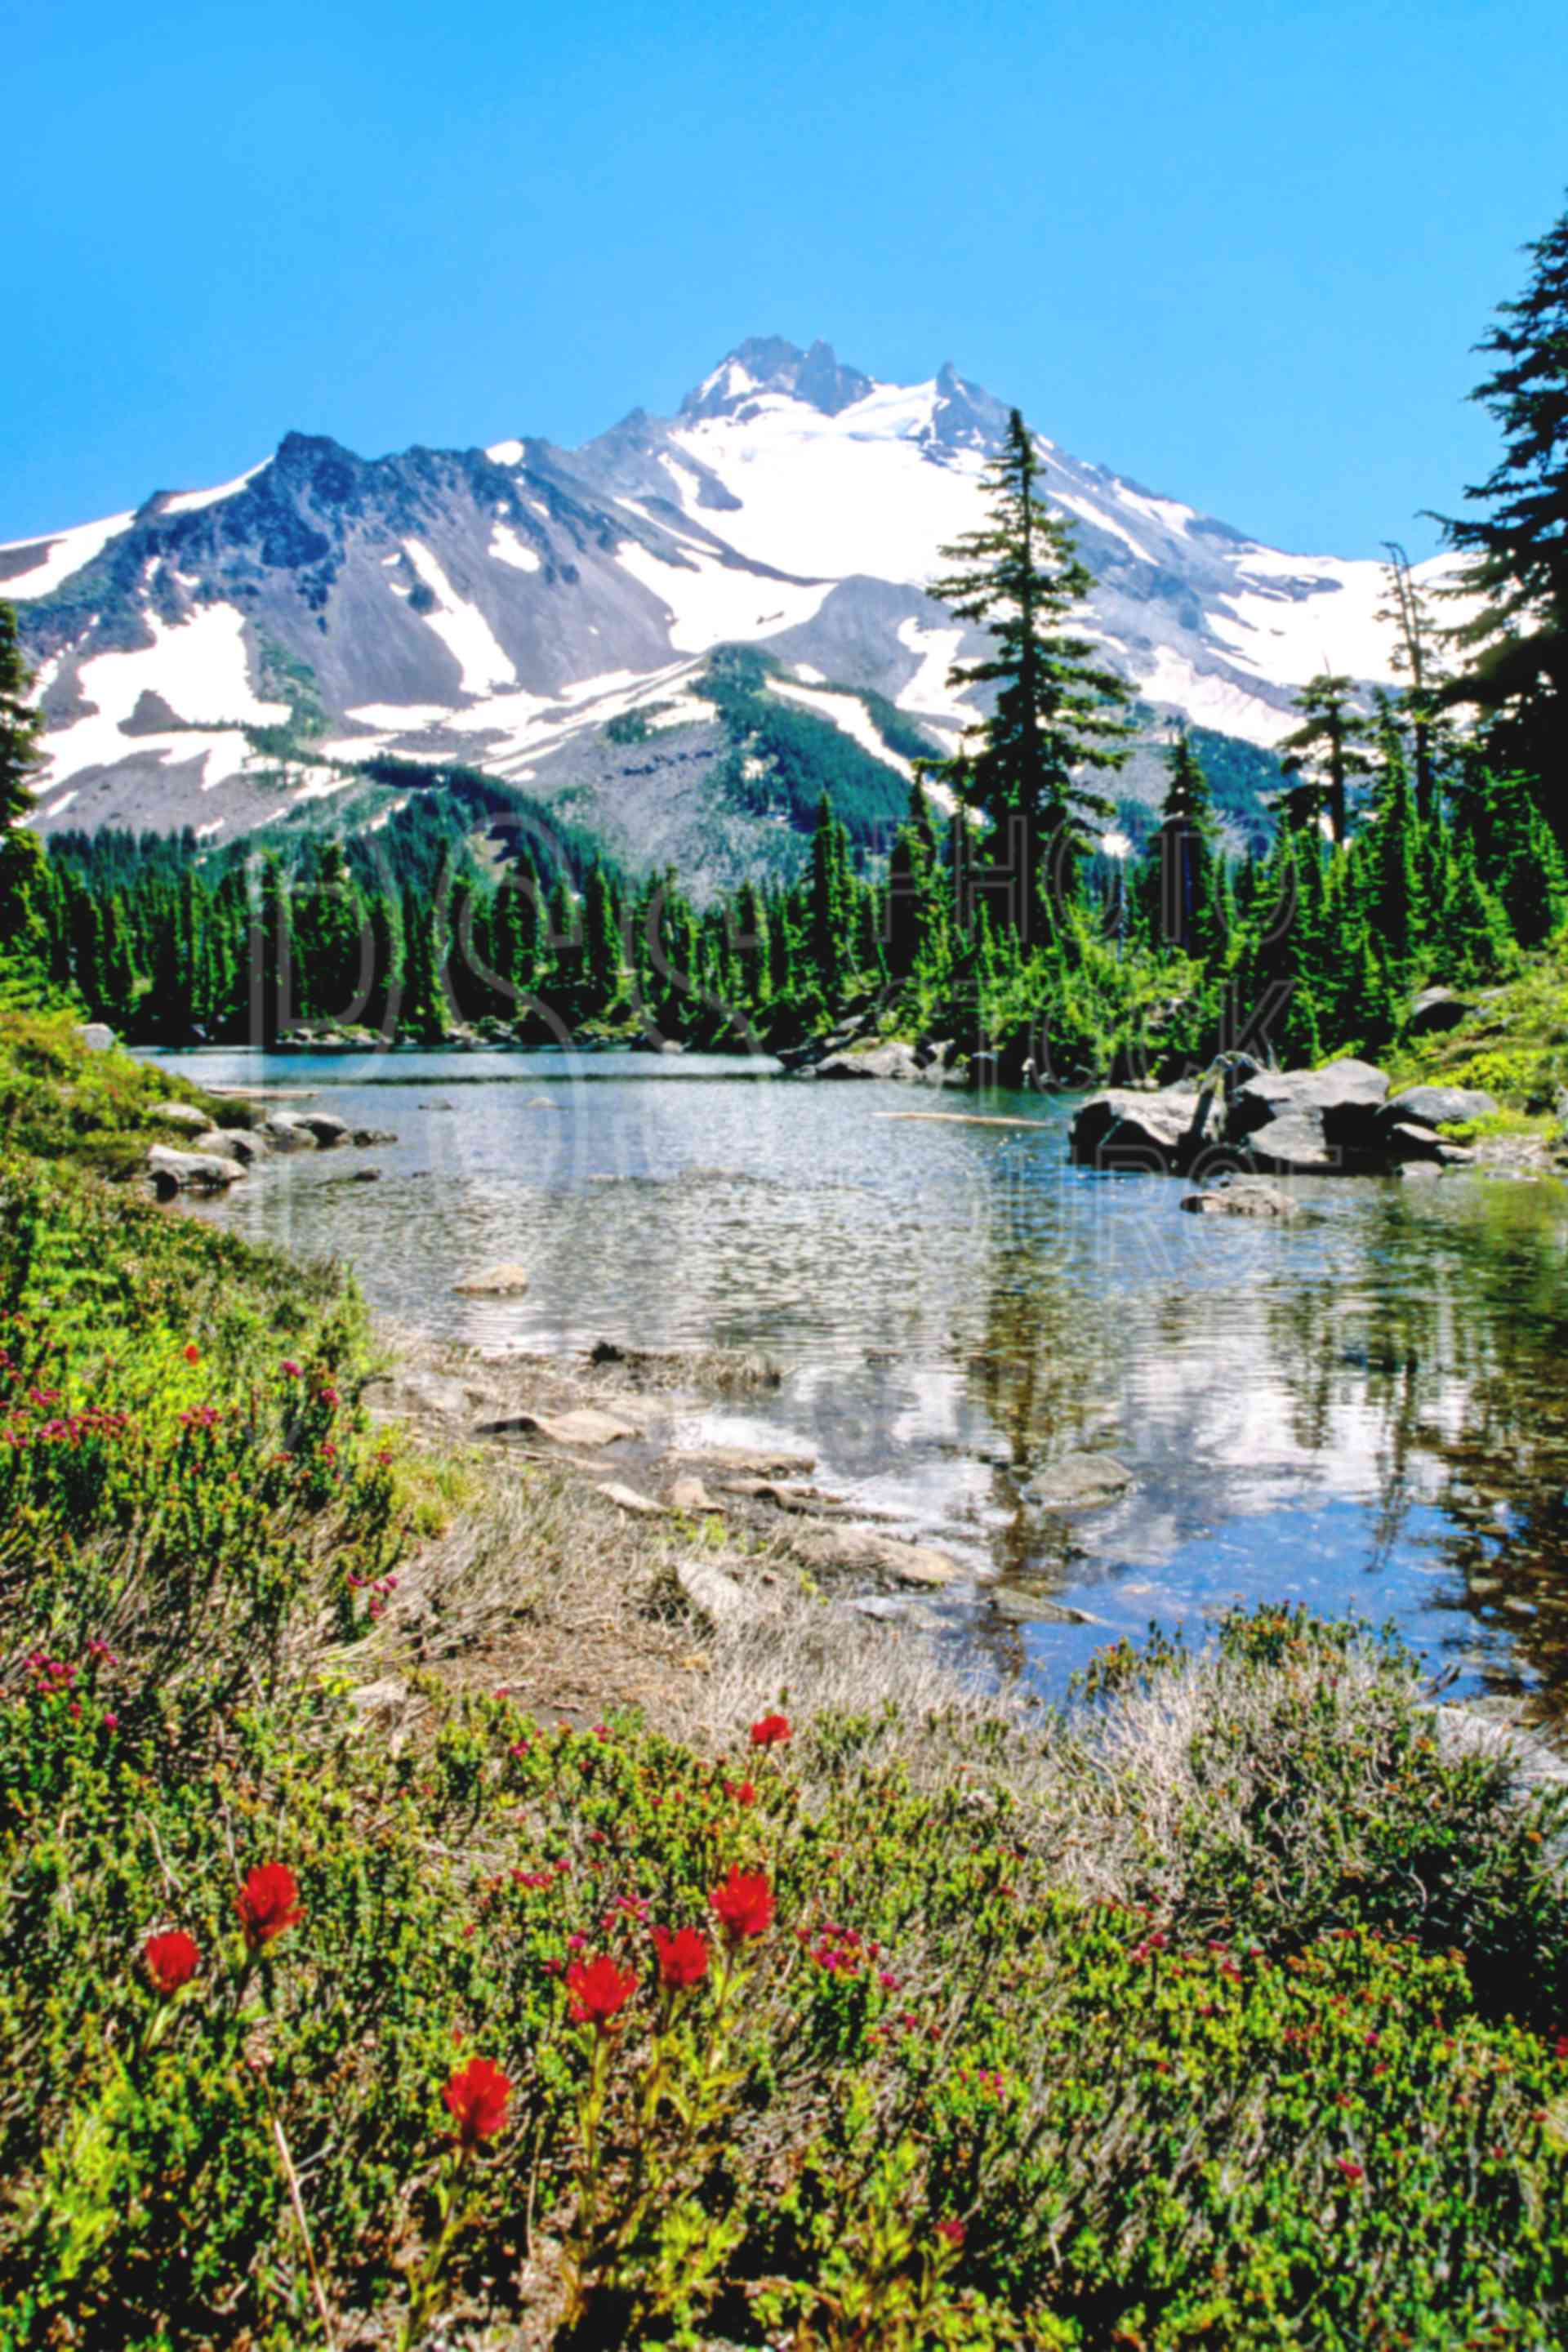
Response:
1179,1178,1303,1218
147,1143,245,1194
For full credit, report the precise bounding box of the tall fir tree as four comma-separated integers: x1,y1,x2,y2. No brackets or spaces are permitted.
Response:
1278,674,1374,845
1441,194,1568,829
927,409,1133,938
0,599,54,1000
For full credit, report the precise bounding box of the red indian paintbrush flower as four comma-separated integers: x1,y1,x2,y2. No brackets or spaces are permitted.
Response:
749,1712,791,1748
144,1929,200,1995
183,1343,201,1365
934,2217,966,2249
236,1862,303,1949
709,1866,775,1943
565,1952,639,2029
652,1924,710,1989
441,2055,512,2148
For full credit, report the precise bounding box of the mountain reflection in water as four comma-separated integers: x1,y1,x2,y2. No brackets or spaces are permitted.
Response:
156,1049,1568,1719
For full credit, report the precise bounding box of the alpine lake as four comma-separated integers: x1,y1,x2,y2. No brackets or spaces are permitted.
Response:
150,1048,1568,1723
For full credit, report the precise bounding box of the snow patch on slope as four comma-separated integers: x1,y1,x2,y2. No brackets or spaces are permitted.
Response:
160,461,269,516
615,538,832,653
488,521,541,572
399,538,518,693
42,605,287,786
1,510,137,599
767,676,915,783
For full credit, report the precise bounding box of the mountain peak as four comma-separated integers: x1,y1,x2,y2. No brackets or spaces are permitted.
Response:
679,336,874,421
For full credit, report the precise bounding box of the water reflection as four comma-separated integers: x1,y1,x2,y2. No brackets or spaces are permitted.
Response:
157,1050,1568,1713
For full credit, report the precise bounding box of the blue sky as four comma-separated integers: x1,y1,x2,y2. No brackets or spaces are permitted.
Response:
7,0,1565,557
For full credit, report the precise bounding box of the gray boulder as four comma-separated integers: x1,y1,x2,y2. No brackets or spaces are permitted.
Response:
1381,1085,1498,1130
1406,987,1474,1037
261,1113,318,1152
195,1128,267,1165
1383,1122,1476,1166
1068,1086,1209,1173
1228,1058,1389,1142
149,1102,216,1135
77,1022,115,1052
300,1111,350,1147
1239,1111,1343,1174
147,1143,245,1194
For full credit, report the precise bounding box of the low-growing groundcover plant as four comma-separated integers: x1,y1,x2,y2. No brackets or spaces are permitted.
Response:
5,1056,1568,2346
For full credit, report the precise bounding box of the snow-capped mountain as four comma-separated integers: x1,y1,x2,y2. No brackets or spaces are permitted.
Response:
4,335,1457,867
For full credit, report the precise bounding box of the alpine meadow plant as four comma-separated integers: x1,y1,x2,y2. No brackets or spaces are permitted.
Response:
7,1034,1568,2345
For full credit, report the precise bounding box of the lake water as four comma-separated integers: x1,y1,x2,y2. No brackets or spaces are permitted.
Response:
153,1049,1568,1714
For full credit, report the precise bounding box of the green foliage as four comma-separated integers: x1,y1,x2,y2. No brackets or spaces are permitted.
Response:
4,1095,1568,2345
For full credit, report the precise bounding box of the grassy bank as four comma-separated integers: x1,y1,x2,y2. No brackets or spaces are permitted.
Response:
5,1022,1568,2350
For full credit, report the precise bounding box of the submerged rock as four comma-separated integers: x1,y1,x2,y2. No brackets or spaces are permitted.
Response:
816,1040,924,1082
1027,1453,1134,1509
992,1588,1096,1624
452,1263,532,1297
1180,1178,1303,1218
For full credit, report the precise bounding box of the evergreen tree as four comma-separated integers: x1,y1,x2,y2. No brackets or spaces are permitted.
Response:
1279,674,1374,845
1143,733,1223,956
0,599,53,996
1379,542,1452,826
399,883,448,1041
927,409,1134,936
1363,695,1425,974
1441,194,1568,823
805,791,853,999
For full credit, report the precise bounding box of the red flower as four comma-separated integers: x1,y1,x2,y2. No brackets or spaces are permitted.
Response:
750,1712,791,1748
726,1779,757,1806
280,1360,302,1379
236,1862,303,1949
709,1866,775,1943
565,1953,639,2029
652,1925,710,1989
1335,2157,1365,2184
184,1343,201,1365
144,1929,199,1995
442,2055,512,2148
934,2217,966,2249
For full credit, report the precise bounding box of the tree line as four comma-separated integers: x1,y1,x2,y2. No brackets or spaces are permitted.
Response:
2,190,1566,1076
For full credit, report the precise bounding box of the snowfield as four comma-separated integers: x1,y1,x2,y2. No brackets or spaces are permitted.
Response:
11,335,1486,836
